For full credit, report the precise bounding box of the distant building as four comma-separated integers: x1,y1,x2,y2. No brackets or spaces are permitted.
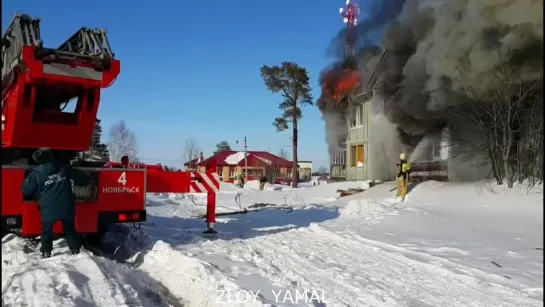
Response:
297,160,313,181
185,150,294,182
183,152,204,172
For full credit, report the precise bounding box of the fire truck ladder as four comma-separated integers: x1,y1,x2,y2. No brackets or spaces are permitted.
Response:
57,27,114,60
2,13,115,94
2,13,41,88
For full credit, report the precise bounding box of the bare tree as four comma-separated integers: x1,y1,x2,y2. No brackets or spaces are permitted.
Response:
265,161,280,184
516,95,543,185
449,61,543,188
317,166,328,174
266,147,291,183
277,147,290,160
182,137,202,170
107,120,138,162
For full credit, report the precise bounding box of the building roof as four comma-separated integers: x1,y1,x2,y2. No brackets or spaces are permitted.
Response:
197,150,293,168
183,157,200,166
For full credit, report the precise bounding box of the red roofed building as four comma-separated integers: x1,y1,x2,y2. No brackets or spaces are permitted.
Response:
184,150,294,182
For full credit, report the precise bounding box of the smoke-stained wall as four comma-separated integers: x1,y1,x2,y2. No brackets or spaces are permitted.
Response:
368,85,404,181
322,110,348,158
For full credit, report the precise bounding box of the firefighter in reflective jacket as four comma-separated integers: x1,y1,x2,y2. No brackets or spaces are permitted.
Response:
395,153,411,201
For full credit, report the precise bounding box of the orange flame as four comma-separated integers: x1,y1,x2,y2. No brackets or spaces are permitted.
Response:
321,68,361,104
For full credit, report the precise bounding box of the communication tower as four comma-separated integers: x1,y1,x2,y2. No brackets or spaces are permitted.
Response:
339,0,360,58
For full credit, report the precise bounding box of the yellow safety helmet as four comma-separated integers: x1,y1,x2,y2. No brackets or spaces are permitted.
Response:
399,153,407,160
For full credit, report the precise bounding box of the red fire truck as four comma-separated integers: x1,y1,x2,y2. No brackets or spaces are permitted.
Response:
1,13,220,239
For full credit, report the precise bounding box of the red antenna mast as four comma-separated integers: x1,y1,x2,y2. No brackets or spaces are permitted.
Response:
339,0,360,58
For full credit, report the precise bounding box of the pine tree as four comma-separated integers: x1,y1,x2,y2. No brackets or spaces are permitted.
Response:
91,119,109,160
214,141,232,154
260,62,313,188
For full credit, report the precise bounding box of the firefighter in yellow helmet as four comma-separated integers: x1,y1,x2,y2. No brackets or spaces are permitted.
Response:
396,152,411,201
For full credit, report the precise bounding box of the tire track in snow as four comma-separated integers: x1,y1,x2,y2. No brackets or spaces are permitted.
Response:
332,225,541,298
209,224,540,307
307,224,541,306
244,238,387,306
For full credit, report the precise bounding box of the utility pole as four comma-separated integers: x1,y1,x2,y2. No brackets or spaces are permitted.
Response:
244,136,248,182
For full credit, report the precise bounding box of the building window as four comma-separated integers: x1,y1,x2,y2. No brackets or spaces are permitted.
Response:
331,143,346,165
350,145,364,167
357,144,364,165
246,168,263,178
217,167,223,176
350,104,364,128
332,143,347,165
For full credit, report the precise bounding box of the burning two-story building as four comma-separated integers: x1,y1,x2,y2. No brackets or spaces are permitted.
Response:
321,49,386,181
320,49,451,182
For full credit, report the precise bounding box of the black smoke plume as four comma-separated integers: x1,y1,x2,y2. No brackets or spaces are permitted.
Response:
318,0,543,176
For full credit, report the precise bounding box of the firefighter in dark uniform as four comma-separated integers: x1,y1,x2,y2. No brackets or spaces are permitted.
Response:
21,148,91,258
395,152,412,202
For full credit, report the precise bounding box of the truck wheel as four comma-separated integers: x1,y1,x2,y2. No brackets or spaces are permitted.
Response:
85,223,108,245
85,231,104,245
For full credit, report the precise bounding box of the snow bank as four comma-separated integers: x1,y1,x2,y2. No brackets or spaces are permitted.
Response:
2,235,269,306
243,180,285,191
219,182,238,192
136,240,266,307
1,236,181,307
402,180,543,217
339,199,387,218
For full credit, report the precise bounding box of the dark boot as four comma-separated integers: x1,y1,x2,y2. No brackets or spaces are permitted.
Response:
40,220,54,257
61,217,82,252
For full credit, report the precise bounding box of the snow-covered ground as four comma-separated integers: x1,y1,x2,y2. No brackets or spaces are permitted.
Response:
2,179,543,306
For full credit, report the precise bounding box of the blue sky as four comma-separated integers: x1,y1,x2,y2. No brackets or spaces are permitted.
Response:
2,0,374,169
